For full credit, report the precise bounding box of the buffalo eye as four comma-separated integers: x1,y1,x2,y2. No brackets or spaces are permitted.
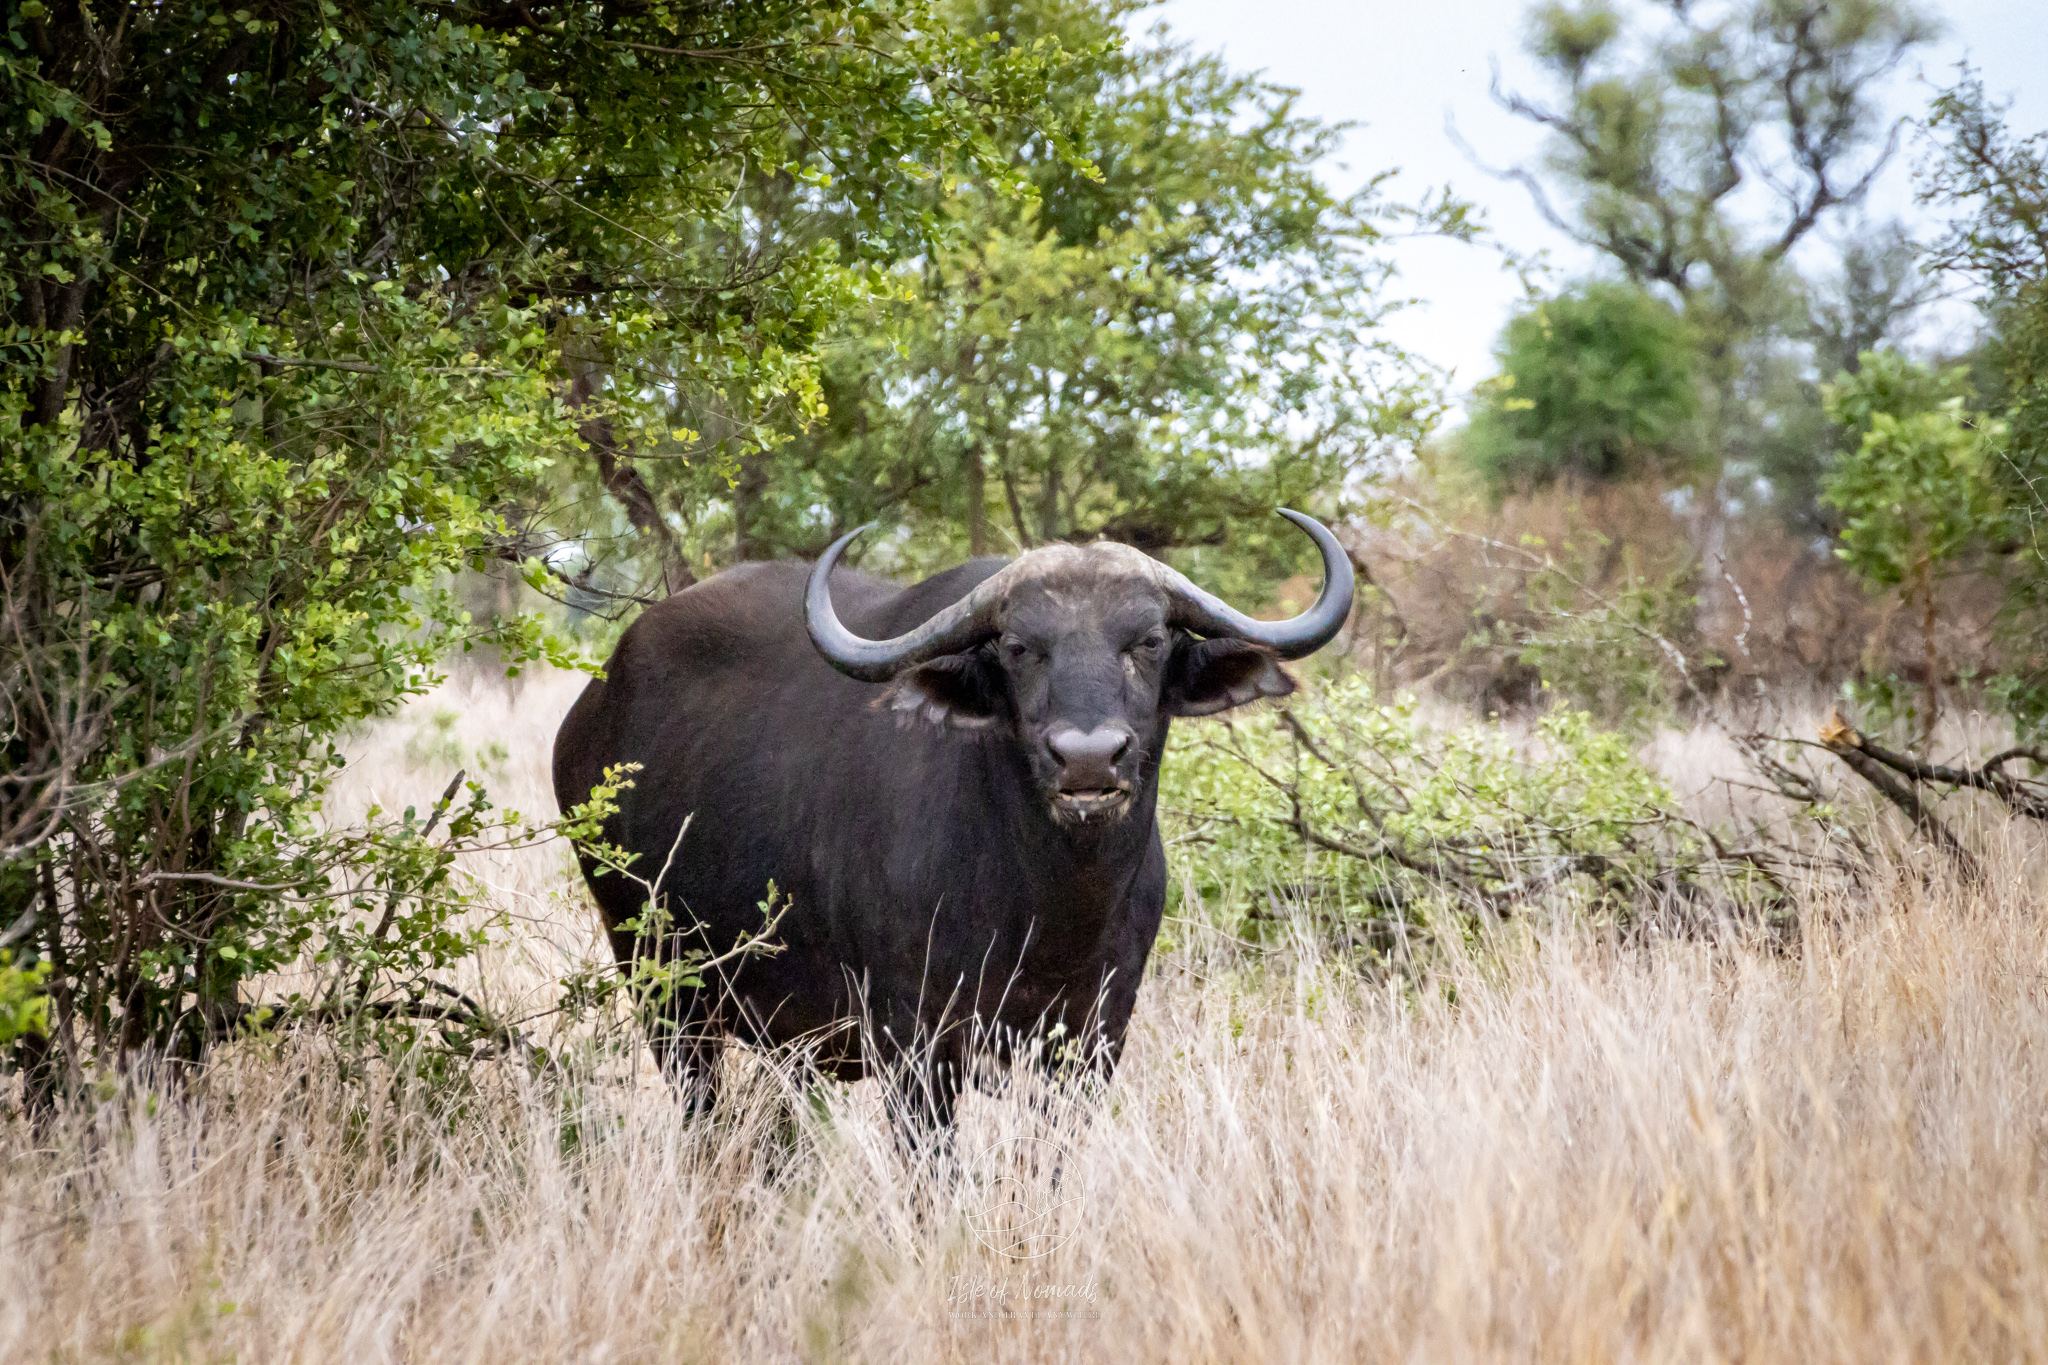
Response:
1001,635,1034,662
1128,628,1168,656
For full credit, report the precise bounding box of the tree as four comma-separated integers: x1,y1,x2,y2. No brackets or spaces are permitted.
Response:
1738,219,1942,530
1493,0,1934,346
1913,66,2048,733
1821,352,2002,739
583,0,1456,592
1480,0,1939,521
1462,281,1702,493
1806,222,1942,381
0,1,1052,1077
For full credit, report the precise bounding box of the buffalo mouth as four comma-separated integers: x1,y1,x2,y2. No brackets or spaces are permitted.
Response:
1052,786,1133,821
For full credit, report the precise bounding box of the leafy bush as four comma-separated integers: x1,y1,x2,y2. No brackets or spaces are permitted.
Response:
1916,70,2048,737
1462,283,1702,494
0,952,50,1049
1820,352,2006,738
0,0,1054,1089
1160,678,1740,938
1823,353,2001,587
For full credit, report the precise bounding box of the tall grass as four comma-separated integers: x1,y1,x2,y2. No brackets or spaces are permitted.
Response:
5,672,2047,1363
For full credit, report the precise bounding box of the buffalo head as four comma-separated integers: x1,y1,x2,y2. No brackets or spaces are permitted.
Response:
804,511,1354,825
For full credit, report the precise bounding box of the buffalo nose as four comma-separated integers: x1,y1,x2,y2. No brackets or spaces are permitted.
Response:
1047,725,1133,790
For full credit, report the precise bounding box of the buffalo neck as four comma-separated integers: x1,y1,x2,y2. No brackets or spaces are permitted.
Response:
964,718,1166,952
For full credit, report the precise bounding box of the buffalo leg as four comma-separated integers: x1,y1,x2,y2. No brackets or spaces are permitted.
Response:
1014,1001,1130,1140
644,985,723,1117
887,1050,963,1167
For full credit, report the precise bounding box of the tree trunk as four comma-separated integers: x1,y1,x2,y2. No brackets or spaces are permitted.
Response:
733,449,772,561
966,447,987,556
1039,458,1060,544
1001,457,1033,548
562,353,694,595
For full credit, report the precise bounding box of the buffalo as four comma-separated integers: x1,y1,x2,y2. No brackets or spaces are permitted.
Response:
551,510,1353,1132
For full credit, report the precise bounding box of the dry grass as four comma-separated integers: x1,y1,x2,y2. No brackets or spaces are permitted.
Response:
7,673,2048,1363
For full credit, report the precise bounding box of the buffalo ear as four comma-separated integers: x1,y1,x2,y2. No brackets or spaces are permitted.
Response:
881,649,1006,729
1163,637,1296,717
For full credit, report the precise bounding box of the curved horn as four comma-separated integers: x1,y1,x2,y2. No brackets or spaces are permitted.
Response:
1157,509,1354,660
805,525,1017,681
805,509,1355,681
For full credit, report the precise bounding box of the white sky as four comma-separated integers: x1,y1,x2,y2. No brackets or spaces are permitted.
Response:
1140,0,2048,406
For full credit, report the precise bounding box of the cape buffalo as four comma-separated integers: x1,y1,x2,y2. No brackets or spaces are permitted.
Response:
551,510,1353,1130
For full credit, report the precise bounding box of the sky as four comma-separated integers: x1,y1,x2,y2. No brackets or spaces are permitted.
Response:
1139,0,2048,406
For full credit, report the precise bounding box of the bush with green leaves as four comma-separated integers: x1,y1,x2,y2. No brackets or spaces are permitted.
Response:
0,0,1053,1086
1462,282,1702,494
1823,352,2001,584
0,293,583,1078
0,953,50,1049
1159,678,1740,939
1819,352,2005,737
1915,68,2048,737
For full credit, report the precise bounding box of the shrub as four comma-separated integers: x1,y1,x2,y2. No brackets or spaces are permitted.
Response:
0,952,49,1049
1821,352,2006,738
1159,678,1749,940
0,295,582,1086
1462,282,1702,495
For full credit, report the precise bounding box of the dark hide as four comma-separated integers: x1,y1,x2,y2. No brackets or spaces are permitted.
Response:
551,555,1293,1128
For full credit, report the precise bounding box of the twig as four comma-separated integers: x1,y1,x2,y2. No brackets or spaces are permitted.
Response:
1163,915,1274,953
241,351,381,373
353,770,466,1005
132,871,319,892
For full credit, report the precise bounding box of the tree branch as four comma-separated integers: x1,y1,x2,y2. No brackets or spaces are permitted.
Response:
1816,709,1983,882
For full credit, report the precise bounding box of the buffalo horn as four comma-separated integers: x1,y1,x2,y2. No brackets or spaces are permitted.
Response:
1155,509,1355,661
804,509,1355,681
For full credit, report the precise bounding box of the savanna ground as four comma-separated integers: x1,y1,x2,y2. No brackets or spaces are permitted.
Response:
6,670,2048,1364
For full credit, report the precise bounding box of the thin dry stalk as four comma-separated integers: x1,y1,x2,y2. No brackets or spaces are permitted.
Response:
5,675,2048,1363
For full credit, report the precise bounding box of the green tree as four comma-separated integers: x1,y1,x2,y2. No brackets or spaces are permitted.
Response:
598,0,1456,591
1484,0,1939,518
1752,220,1941,529
1463,281,1701,493
1821,352,2002,739
1914,66,2048,732
0,1,1052,1077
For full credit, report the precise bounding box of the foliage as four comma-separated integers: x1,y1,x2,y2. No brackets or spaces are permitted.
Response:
1820,353,2002,738
1822,353,2001,590
1160,679,1759,941
0,292,575,1074
1463,282,1701,492
1492,0,1938,521
0,0,1052,1079
0,952,50,1048
1908,70,2048,734
1922,68,2048,291
563,0,1456,592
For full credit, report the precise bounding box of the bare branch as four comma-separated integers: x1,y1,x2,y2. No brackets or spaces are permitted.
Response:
1816,709,1983,883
